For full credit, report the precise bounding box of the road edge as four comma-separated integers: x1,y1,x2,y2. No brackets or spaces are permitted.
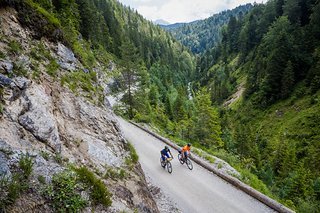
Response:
129,121,295,213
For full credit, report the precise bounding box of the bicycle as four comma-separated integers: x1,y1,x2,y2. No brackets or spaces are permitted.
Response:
160,157,173,173
178,151,193,170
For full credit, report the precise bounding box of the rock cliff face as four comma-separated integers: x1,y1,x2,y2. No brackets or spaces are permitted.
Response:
0,7,158,213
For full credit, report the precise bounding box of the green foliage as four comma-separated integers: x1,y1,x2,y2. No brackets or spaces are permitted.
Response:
191,88,223,148
40,150,50,161
46,59,59,76
53,153,63,164
221,89,320,210
37,175,46,184
30,42,52,61
74,166,112,207
45,171,87,212
0,174,29,210
0,154,33,210
72,41,96,68
240,168,273,197
119,40,140,119
0,104,3,115
164,4,253,54
0,51,5,59
205,156,216,163
125,142,139,167
12,61,28,77
60,70,101,102
25,0,60,27
8,40,22,55
104,167,127,180
19,153,34,179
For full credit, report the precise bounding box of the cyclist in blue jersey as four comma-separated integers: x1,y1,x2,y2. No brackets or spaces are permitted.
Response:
160,146,173,162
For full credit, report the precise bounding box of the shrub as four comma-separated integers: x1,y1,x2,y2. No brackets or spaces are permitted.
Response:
53,153,63,164
0,174,28,208
46,60,59,76
19,153,34,179
72,41,96,68
13,62,28,77
125,142,139,168
40,150,49,161
240,169,272,197
61,70,97,94
105,168,127,180
25,0,60,27
205,156,216,164
0,154,32,210
46,171,87,212
0,51,5,59
37,175,46,184
74,166,112,207
8,40,22,55
0,103,3,115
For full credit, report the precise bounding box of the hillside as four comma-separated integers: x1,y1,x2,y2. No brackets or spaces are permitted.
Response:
162,4,253,54
192,0,320,211
1,0,320,212
0,5,160,212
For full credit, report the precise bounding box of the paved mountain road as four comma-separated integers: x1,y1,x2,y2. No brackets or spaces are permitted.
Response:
118,117,275,213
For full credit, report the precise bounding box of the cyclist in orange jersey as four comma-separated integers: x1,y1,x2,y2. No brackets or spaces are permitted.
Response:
181,143,191,160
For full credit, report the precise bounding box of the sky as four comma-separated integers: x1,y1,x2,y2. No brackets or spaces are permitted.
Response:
118,0,265,24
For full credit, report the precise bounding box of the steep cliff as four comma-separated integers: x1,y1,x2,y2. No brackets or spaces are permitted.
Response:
0,7,158,213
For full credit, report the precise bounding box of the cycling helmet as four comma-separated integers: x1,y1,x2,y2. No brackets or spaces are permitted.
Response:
187,143,191,147
165,146,169,150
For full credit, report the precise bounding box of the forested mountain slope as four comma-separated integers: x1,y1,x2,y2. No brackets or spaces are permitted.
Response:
191,0,320,211
0,0,196,211
1,0,319,212
162,4,253,54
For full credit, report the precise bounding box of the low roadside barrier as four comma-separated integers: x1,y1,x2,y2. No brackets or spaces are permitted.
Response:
129,121,295,213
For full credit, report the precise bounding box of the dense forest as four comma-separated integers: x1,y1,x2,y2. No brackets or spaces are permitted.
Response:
190,0,320,211
1,0,320,212
162,4,253,54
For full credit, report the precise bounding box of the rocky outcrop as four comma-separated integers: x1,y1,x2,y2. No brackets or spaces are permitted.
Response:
0,152,11,179
56,43,79,71
0,6,158,213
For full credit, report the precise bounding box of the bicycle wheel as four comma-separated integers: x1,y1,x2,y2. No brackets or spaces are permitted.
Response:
167,161,172,173
160,158,165,168
178,154,184,164
186,158,193,170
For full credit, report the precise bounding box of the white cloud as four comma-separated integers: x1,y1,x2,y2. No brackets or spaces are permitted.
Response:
119,0,265,23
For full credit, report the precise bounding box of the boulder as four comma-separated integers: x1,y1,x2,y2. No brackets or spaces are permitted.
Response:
18,85,61,153
0,73,13,86
0,152,11,179
82,134,123,167
57,43,76,63
58,61,76,71
13,76,31,89
19,112,61,153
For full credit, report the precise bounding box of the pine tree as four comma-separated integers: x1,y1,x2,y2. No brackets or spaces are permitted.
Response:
281,60,295,98
119,40,140,119
192,88,223,148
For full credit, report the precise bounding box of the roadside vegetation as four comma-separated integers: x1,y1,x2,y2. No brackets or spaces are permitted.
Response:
0,153,34,211
1,0,319,211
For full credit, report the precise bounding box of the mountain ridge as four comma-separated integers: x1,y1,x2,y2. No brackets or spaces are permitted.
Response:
162,4,253,54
